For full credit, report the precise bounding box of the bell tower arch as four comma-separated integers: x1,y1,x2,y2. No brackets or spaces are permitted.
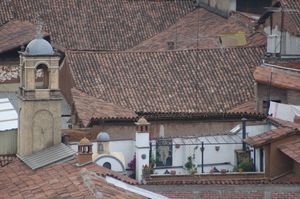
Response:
18,37,62,156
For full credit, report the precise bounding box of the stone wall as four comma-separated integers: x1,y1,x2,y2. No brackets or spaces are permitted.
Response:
86,120,240,141
18,100,62,155
256,83,300,112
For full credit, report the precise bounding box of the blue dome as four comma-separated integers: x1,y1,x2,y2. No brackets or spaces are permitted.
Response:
96,132,110,142
25,38,54,55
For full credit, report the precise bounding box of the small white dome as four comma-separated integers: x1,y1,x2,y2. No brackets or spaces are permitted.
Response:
96,132,110,142
25,38,54,55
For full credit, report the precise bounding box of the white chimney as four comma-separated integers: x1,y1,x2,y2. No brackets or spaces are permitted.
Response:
135,117,150,183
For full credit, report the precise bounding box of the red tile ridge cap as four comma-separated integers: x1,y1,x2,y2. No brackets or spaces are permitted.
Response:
66,45,266,55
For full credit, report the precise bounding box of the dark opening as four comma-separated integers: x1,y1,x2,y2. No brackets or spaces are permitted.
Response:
237,0,272,14
97,144,103,153
35,64,49,89
260,149,264,172
103,162,112,170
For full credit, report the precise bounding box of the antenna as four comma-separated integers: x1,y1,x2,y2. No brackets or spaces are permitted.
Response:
175,0,178,49
266,67,274,114
197,6,200,48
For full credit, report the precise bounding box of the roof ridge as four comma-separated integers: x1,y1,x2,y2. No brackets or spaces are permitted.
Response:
66,45,266,55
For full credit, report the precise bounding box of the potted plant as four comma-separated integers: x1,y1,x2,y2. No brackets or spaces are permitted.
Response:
220,169,227,174
233,159,254,172
142,164,153,180
184,156,196,175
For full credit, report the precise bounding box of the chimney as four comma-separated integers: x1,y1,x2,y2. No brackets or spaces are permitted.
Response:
77,137,93,164
135,117,150,183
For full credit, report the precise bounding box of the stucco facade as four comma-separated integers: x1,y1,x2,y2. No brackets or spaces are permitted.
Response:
87,120,241,140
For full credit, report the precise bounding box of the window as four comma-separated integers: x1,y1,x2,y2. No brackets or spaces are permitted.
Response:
156,139,172,167
103,162,111,169
98,143,104,153
35,64,49,89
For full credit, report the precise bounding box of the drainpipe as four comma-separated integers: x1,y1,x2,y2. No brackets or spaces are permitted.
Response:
242,118,247,151
253,147,256,172
200,142,204,173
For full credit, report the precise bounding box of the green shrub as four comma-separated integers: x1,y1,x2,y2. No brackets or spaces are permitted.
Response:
234,159,254,172
185,156,196,172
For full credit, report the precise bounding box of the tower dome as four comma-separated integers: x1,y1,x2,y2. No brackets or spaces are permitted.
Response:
96,132,110,142
135,117,150,125
79,137,91,145
25,38,54,55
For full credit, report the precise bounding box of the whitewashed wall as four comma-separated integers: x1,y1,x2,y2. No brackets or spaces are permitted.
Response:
69,123,271,174
107,140,135,167
95,156,124,172
264,26,300,55
70,140,135,169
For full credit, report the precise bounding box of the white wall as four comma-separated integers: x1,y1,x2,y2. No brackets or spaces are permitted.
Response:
264,26,300,55
95,156,124,172
69,140,135,169
69,123,271,175
108,140,135,168
245,123,271,137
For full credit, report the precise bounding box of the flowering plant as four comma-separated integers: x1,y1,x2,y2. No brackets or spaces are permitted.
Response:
142,164,153,174
128,154,136,179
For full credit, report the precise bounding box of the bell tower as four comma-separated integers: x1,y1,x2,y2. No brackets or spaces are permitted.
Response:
18,37,62,156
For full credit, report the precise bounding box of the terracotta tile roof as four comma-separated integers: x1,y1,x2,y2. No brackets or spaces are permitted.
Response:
0,65,19,83
0,20,48,54
266,59,300,70
278,139,300,164
145,173,268,185
280,0,300,35
254,66,300,92
0,1,14,26
244,117,300,148
71,88,137,127
268,116,300,129
245,126,299,147
0,0,193,51
67,46,265,114
130,8,266,51
0,158,142,199
228,100,257,113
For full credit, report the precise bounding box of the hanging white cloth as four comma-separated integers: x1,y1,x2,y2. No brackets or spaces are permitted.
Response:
268,101,300,122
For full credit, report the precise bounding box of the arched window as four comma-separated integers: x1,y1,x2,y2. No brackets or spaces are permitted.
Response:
35,64,49,89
